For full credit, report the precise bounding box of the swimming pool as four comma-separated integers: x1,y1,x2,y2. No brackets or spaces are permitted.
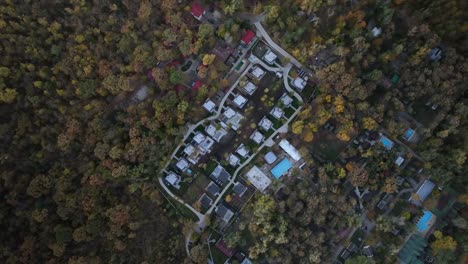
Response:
380,136,394,149
417,210,433,232
270,158,292,179
403,129,415,141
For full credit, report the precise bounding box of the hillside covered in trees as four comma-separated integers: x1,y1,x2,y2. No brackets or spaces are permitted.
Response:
0,0,467,263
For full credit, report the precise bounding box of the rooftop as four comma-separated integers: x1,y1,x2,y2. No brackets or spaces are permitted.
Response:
205,124,227,142
176,158,189,172
395,156,405,167
280,93,293,107
211,164,231,185
215,239,237,257
193,132,206,144
233,182,247,196
409,180,436,205
264,151,278,164
259,117,273,131
242,81,257,95
199,193,213,209
241,30,255,45
246,166,272,192
236,144,249,158
192,79,203,90
191,3,205,20
270,106,284,119
216,204,235,222
165,172,181,188
279,139,302,161
223,107,236,119
228,154,241,167
292,77,306,90
263,50,277,64
250,130,264,144
203,99,216,112
206,181,221,196
233,94,248,108
199,136,214,153
251,66,265,79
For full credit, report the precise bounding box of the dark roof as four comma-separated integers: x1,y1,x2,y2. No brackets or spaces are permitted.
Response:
206,182,220,196
215,239,236,257
191,3,205,18
241,30,255,45
363,245,373,257
200,194,213,209
233,182,247,196
340,249,350,260
211,165,230,185
216,204,229,217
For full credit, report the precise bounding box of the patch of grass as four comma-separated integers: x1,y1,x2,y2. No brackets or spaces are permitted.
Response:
284,107,295,118
310,131,347,161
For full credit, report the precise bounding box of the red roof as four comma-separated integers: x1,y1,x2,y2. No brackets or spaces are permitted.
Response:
241,30,255,45
215,240,236,257
191,3,205,18
192,80,203,90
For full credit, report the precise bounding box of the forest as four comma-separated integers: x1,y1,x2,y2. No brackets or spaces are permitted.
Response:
0,0,467,263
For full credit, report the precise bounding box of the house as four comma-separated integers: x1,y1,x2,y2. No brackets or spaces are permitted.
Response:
184,145,201,164
251,66,266,79
205,123,227,142
199,136,215,153
371,27,382,37
228,154,241,167
250,130,264,144
270,106,284,119
263,50,277,64
206,181,221,196
363,245,374,258
233,182,247,197
222,107,243,130
216,239,237,257
216,204,235,222
236,144,249,158
279,139,302,161
233,94,248,108
246,166,272,192
193,132,206,145
242,81,257,95
280,93,293,107
339,249,351,260
165,172,181,189
292,77,306,90
241,30,255,46
203,99,216,113
191,79,203,90
259,117,273,131
191,3,205,20
199,193,213,210
264,151,277,164
428,47,442,62
176,158,189,172
211,164,231,186
395,156,405,167
409,180,436,206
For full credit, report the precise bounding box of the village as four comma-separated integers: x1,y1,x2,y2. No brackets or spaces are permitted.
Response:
157,2,462,264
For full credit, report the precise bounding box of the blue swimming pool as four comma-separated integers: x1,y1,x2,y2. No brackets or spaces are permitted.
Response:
417,210,433,232
403,129,415,140
270,158,292,179
380,136,394,149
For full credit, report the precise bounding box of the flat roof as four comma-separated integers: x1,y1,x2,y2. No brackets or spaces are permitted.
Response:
224,107,236,118
259,117,273,131
229,154,240,166
279,139,301,161
251,66,265,78
292,77,306,90
193,132,206,144
250,130,264,144
270,158,292,179
236,144,249,157
410,180,436,205
270,107,284,119
264,151,277,164
233,94,247,108
243,81,257,95
203,99,216,112
176,158,189,171
245,166,271,192
165,172,180,185
280,93,293,106
263,50,277,64
241,30,255,45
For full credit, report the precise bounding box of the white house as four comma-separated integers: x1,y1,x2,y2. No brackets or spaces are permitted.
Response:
165,172,181,189
176,158,189,172
233,94,248,108
203,99,216,112
205,124,227,142
280,93,293,107
279,139,301,161
228,154,241,167
250,130,264,144
242,81,257,95
292,77,306,91
259,117,273,131
236,144,249,158
263,50,277,64
251,66,266,79
246,166,271,192
270,107,284,119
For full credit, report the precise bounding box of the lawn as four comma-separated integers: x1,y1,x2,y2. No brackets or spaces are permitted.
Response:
182,173,212,205
310,131,348,161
